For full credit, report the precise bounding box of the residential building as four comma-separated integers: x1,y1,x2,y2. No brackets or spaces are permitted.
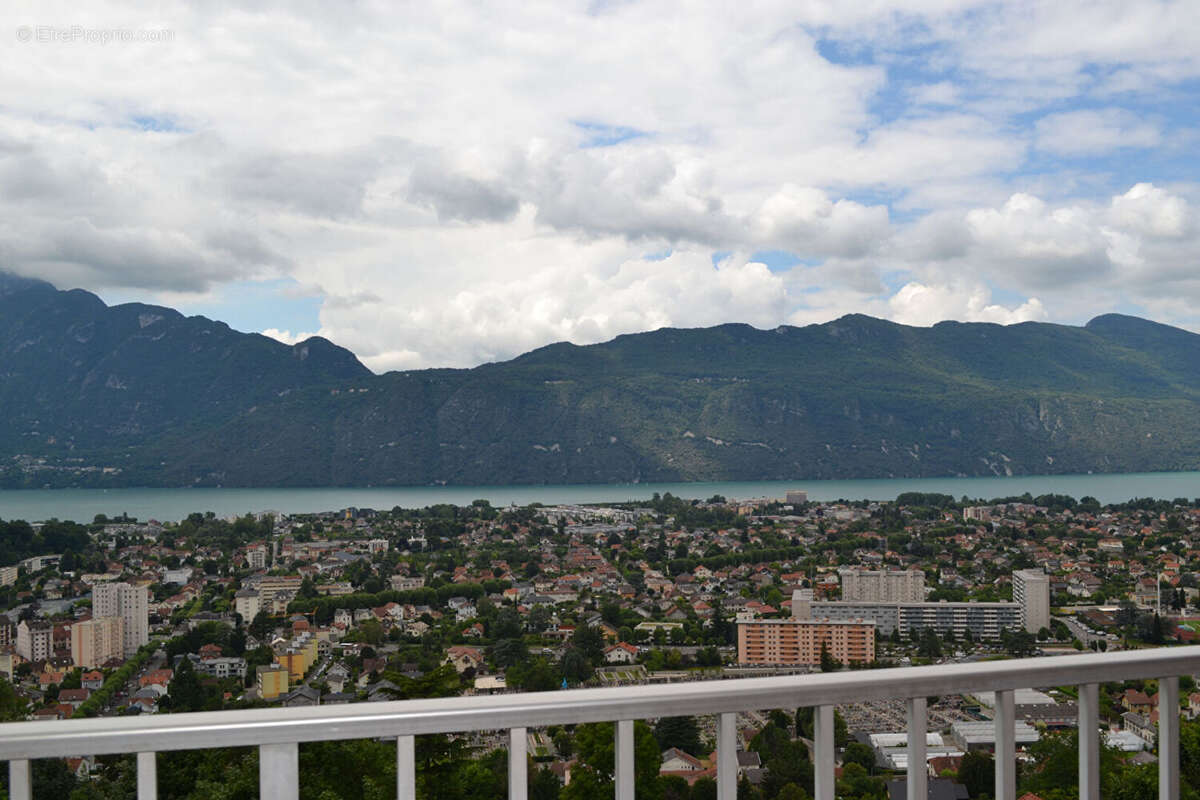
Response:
1013,569,1051,634
16,620,53,662
234,589,261,622
256,664,289,700
258,576,303,610
71,617,125,668
838,568,925,603
736,618,875,666
198,656,248,680
246,548,267,570
792,590,1021,640
161,568,193,586
389,575,425,591
92,582,149,657
0,565,18,586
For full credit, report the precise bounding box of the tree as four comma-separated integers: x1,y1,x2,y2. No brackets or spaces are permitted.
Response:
957,751,994,799
776,784,809,800
819,642,839,672
530,766,561,800
510,657,558,692
165,658,208,713
690,776,718,800
842,742,876,773
491,637,529,669
654,716,704,756
573,721,660,795
249,610,273,641
0,677,26,721
560,648,593,685
572,626,605,665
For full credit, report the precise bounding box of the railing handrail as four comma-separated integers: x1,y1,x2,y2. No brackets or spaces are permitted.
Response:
1,646,1197,760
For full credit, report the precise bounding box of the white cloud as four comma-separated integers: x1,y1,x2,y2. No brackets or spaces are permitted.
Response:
1035,109,1161,156
887,282,1047,327
1109,182,1190,238
0,1,1198,367
260,328,317,346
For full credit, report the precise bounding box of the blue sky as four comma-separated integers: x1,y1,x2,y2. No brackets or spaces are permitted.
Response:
2,1,1198,370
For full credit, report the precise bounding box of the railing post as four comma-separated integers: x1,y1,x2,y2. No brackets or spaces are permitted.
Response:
614,720,634,800
907,697,927,800
509,727,528,800
1078,683,1099,800
1159,676,1179,800
137,752,157,800
717,712,737,800
259,742,298,800
397,735,415,800
994,689,1015,800
813,705,834,800
9,759,30,800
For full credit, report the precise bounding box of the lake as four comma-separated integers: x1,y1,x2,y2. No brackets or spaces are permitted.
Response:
2,470,1200,523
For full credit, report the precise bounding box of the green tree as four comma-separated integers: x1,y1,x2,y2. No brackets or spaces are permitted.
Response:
957,751,994,799
166,658,209,713
842,742,876,773
530,767,561,800
818,642,839,672
690,776,718,800
654,716,704,756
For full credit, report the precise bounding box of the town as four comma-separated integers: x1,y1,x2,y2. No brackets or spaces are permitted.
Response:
1,490,1199,799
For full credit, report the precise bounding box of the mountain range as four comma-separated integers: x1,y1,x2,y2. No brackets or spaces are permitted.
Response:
3,271,1200,488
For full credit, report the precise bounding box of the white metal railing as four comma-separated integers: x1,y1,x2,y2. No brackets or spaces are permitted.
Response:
0,646,1197,800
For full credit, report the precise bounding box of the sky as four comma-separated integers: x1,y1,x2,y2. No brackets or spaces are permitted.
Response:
1,1,1199,373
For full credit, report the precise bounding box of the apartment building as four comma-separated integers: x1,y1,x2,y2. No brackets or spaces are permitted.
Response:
1013,568,1051,634
737,618,875,666
71,617,125,668
16,620,53,662
793,589,1020,640
838,567,925,603
92,582,149,657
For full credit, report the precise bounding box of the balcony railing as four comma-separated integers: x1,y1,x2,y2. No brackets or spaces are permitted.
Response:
0,646,1197,800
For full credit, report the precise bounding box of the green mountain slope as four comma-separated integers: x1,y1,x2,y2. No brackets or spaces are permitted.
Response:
3,273,1200,487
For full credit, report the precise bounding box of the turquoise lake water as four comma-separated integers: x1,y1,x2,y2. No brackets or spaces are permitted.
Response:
2,471,1200,523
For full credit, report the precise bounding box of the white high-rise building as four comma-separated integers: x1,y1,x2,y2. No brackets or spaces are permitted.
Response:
246,547,267,570
15,620,52,662
92,582,149,657
1013,569,1051,634
838,568,926,603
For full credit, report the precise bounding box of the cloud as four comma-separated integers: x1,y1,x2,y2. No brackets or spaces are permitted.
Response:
1034,109,1162,156
887,282,1047,327
755,185,890,258
1108,182,1190,238
260,328,317,346
0,1,1198,367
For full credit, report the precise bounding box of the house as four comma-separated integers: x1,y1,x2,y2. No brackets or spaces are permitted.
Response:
1123,711,1158,746
282,686,321,707
1121,689,1153,715
141,669,174,688
81,671,104,690
603,642,639,665
38,671,65,689
326,664,351,694
444,646,485,674
57,688,90,708
660,748,705,773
